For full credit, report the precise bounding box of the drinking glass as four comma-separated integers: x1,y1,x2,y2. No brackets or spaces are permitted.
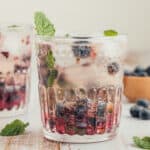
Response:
0,24,33,117
36,35,127,143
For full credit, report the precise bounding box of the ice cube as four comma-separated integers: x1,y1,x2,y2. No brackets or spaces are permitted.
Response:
53,44,76,67
5,85,14,92
4,33,21,55
64,64,101,88
100,40,122,58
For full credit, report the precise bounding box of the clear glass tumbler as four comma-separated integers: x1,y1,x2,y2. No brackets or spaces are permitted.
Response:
0,24,33,117
36,35,127,143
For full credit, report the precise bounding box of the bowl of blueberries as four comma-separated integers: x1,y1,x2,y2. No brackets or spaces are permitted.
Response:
124,66,150,120
124,66,150,102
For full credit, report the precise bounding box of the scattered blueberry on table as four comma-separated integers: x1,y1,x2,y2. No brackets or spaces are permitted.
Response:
136,99,149,108
130,99,150,120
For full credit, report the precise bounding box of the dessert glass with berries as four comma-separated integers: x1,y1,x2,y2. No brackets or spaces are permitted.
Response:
36,34,127,143
0,24,33,117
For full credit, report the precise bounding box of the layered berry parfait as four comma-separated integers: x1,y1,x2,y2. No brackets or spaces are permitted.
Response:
36,34,127,143
0,24,32,117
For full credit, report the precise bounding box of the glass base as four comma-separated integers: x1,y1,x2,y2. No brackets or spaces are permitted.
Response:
43,128,118,143
0,105,27,118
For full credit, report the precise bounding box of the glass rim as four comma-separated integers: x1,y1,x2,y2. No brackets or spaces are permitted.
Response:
0,23,33,31
35,33,127,43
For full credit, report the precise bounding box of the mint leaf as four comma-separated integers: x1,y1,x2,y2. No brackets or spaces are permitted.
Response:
47,69,58,87
0,119,29,136
8,25,19,28
65,33,70,38
46,51,55,69
133,136,150,149
45,50,58,87
104,29,118,36
34,11,55,36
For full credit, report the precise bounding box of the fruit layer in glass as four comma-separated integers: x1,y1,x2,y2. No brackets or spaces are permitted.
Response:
0,24,32,117
36,35,127,143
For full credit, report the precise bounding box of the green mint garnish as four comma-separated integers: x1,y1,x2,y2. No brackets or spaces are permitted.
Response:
0,119,29,136
46,51,58,87
8,25,19,28
47,69,58,87
65,33,70,38
133,136,150,149
46,51,55,69
34,11,55,36
104,29,118,36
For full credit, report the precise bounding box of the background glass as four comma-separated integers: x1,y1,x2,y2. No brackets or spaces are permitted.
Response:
0,24,33,117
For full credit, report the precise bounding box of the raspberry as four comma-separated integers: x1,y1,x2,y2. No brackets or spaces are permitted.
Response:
86,125,95,135
56,118,65,134
1,51,9,58
96,120,106,134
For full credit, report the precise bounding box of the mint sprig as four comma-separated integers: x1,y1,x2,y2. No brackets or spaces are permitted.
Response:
133,136,150,149
8,25,19,28
104,29,118,36
46,51,58,87
34,11,57,87
0,119,29,136
46,51,55,69
47,69,58,87
34,11,55,36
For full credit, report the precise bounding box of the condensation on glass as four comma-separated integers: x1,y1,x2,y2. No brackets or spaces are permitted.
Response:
36,35,127,143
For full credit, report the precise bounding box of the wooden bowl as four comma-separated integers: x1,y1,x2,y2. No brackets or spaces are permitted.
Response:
124,76,150,102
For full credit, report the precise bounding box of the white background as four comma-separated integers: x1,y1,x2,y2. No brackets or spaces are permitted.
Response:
0,0,150,51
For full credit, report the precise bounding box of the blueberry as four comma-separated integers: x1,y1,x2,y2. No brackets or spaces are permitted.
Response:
97,102,106,117
75,105,87,119
14,65,22,73
145,66,150,76
134,66,145,73
88,117,96,127
137,71,148,77
139,108,150,120
124,70,132,76
107,62,119,75
130,105,143,118
56,103,65,117
127,71,146,76
0,82,5,87
72,41,91,58
136,99,149,108
130,72,138,76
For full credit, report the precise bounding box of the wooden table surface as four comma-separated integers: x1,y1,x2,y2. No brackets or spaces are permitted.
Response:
0,55,150,150
0,101,150,150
